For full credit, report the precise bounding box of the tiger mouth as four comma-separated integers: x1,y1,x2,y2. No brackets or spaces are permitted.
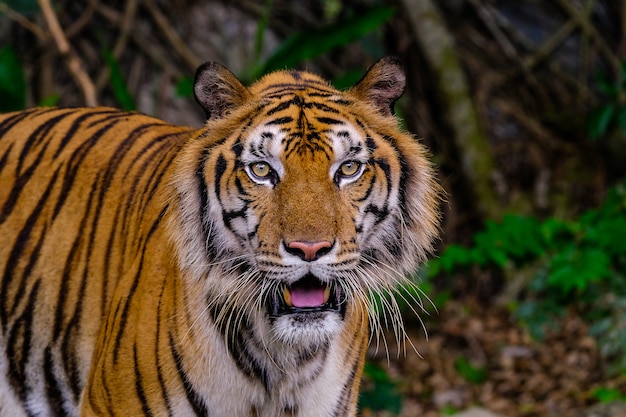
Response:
270,274,344,316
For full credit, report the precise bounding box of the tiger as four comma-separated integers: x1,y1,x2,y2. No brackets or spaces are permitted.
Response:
0,56,440,417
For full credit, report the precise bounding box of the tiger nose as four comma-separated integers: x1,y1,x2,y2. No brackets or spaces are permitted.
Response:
285,240,333,261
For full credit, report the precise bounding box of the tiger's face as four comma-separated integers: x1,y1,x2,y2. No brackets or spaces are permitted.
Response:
172,58,440,350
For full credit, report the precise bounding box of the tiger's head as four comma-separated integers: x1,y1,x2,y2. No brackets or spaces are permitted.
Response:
170,57,440,350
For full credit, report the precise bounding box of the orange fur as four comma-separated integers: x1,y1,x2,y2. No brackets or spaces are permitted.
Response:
0,58,439,417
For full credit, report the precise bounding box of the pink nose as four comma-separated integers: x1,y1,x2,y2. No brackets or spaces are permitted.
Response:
286,240,333,261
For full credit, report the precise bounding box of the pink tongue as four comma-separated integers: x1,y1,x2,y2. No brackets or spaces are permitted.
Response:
289,287,325,308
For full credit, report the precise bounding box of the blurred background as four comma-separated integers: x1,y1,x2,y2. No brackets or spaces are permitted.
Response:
1,0,626,415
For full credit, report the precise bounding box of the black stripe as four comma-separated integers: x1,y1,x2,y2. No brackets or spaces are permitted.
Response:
316,117,344,125
261,80,336,94
283,403,298,416
53,179,98,339
6,279,41,408
214,154,250,241
221,208,248,240
366,136,377,152
58,174,102,401
155,282,174,416
52,109,122,159
1,168,59,326
196,149,217,257
0,142,12,175
116,133,183,260
112,206,167,365
265,98,297,116
231,137,243,158
364,203,389,226
382,134,410,212
134,344,154,417
307,92,334,98
51,121,163,221
208,303,272,391
43,346,70,416
265,116,293,125
308,102,340,114
15,109,75,171
330,99,353,106
332,347,363,417
0,107,41,138
214,154,227,199
169,334,210,416
0,112,65,225
376,158,393,197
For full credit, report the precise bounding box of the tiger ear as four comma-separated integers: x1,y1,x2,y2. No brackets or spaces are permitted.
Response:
350,56,406,117
193,62,251,120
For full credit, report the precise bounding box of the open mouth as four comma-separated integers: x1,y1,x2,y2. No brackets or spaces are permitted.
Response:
270,274,344,316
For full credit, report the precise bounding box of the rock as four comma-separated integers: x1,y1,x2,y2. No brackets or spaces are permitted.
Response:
578,402,626,417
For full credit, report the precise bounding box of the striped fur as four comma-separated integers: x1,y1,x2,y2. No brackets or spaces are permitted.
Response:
0,58,440,416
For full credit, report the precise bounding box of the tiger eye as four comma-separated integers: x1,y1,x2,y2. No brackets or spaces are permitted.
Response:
251,162,271,178
339,161,360,177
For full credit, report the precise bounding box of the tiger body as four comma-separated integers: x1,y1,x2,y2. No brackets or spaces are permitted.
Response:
0,58,440,416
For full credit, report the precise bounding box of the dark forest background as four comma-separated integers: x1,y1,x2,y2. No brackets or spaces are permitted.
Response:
1,0,626,415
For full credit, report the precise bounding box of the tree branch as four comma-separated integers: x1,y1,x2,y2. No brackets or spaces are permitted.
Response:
0,1,47,40
38,0,97,106
142,0,201,71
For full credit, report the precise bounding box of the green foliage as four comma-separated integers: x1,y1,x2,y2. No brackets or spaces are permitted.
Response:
175,76,194,98
1,0,39,15
429,183,626,373
592,386,626,403
588,62,626,140
454,357,488,384
103,49,136,111
0,46,26,112
253,0,273,68
428,215,545,276
358,362,403,414
440,405,460,415
38,93,60,107
252,5,395,81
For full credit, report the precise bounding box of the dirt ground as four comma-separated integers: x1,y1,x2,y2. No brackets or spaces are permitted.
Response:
360,300,626,417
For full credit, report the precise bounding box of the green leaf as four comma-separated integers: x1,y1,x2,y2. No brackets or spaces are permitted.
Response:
497,214,545,259
0,46,26,112
253,0,273,66
331,70,363,90
2,0,39,15
175,76,194,98
594,69,617,97
548,247,611,292
359,362,403,413
584,217,626,256
592,387,626,403
38,93,60,107
103,49,136,111
588,104,616,140
541,217,573,246
454,357,487,384
258,5,395,76
618,105,626,133
487,248,509,267
438,244,473,272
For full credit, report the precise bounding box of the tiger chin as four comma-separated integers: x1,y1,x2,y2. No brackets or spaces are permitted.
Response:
0,57,440,417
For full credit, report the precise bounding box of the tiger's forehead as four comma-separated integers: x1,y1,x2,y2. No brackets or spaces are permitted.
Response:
241,107,367,165
249,70,343,99
236,70,371,168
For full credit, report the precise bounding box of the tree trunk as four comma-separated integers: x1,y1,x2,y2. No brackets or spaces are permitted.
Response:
400,0,500,218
